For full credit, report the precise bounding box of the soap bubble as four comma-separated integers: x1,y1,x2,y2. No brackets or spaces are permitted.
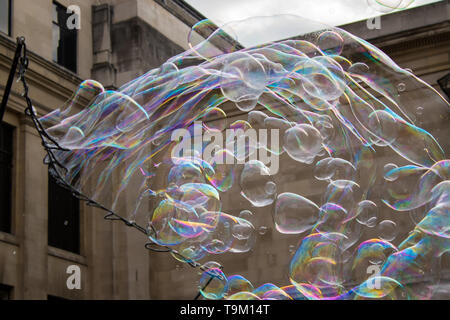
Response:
416,107,424,115
199,267,228,300
383,163,399,181
232,219,253,240
200,212,236,254
205,149,235,192
367,0,415,13
149,199,198,246
348,62,370,80
274,193,319,234
240,160,276,207
220,52,268,112
314,157,356,181
378,220,398,242
230,217,256,253
226,275,254,297
168,160,205,186
318,31,344,56
201,261,222,273
38,12,449,300
259,226,269,236
354,240,392,266
265,181,277,195
227,292,261,300
239,210,253,221
283,124,323,164
323,180,361,213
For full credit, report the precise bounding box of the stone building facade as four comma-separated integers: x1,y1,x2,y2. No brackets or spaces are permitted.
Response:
0,0,449,299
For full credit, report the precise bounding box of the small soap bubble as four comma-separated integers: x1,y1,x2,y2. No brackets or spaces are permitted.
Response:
397,83,406,92
265,181,277,195
258,226,268,236
378,220,398,242
383,163,399,182
356,200,378,226
416,107,424,115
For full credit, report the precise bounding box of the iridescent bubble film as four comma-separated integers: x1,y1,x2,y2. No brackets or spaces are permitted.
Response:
39,13,449,300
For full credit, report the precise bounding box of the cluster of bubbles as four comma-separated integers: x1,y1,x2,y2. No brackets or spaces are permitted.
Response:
38,14,449,300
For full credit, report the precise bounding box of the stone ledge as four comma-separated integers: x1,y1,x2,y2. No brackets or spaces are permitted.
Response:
0,33,82,87
0,232,19,246
0,33,91,111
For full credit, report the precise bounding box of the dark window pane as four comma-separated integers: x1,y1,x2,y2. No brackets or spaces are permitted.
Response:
48,173,80,254
0,284,12,300
52,2,77,73
0,122,13,234
0,0,11,35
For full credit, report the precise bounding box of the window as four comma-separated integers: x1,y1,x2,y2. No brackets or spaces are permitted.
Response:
0,284,12,300
0,122,13,234
0,0,11,36
52,2,77,73
48,173,80,254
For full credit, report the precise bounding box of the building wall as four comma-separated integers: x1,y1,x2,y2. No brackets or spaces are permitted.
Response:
0,0,449,300
11,0,94,79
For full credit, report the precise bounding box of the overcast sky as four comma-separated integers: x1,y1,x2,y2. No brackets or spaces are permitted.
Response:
185,0,443,46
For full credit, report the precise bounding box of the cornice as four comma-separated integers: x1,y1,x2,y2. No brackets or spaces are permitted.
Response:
372,22,450,54
0,34,83,84
0,34,91,115
153,0,243,51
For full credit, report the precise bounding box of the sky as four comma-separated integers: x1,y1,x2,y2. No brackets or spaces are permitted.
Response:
184,0,443,47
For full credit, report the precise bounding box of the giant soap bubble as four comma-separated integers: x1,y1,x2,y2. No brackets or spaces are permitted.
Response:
37,13,449,300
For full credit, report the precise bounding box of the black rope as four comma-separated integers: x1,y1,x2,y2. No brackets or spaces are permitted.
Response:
4,37,220,300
